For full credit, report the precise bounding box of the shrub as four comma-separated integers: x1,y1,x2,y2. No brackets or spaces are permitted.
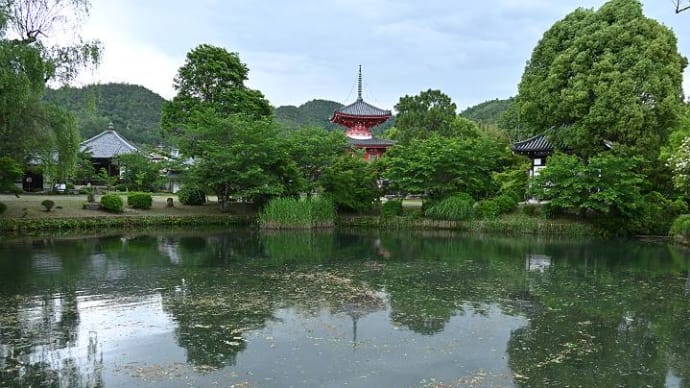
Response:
521,203,543,217
41,199,55,212
669,214,690,240
495,194,518,214
0,202,6,215
115,184,128,192
66,183,75,190
475,199,500,219
424,193,475,221
381,200,403,218
127,192,153,209
178,186,206,206
101,194,124,213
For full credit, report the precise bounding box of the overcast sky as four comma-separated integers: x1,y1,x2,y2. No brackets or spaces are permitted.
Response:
76,0,690,111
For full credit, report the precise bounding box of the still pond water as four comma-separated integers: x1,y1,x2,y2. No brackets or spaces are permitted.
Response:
0,228,689,387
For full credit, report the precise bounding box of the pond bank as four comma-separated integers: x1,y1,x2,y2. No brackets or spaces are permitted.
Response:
1,213,602,237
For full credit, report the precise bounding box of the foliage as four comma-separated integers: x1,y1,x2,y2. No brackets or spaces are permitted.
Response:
96,168,117,190
513,0,687,161
83,186,95,203
475,194,518,219
319,153,381,213
161,44,271,141
668,136,690,196
424,193,475,221
381,134,511,203
40,199,55,212
117,152,162,192
669,214,690,239
460,98,513,125
177,186,206,206
127,193,152,210
44,83,166,144
629,192,687,235
115,184,127,192
0,201,6,214
532,152,649,233
0,157,22,195
100,194,123,213
0,0,99,190
393,89,466,144
381,200,403,218
258,196,335,229
182,113,300,209
285,127,348,195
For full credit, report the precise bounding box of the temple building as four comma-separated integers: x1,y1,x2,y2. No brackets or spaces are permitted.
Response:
511,133,554,178
330,66,395,160
80,122,139,177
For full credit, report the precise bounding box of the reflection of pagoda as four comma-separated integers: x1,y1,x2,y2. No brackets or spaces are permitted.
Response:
330,66,395,160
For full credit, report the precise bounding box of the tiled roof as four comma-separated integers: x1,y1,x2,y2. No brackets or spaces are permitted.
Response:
336,98,392,117
348,137,396,147
511,134,553,154
80,128,138,158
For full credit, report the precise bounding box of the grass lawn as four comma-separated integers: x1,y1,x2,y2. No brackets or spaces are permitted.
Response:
0,193,228,219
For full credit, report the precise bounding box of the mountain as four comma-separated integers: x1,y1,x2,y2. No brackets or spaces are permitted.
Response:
275,99,395,135
460,98,513,124
45,83,166,145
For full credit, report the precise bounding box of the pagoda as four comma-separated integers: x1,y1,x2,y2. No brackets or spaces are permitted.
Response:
330,66,395,160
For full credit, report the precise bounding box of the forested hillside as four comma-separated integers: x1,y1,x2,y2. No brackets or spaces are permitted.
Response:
459,98,513,124
275,99,395,134
45,83,166,145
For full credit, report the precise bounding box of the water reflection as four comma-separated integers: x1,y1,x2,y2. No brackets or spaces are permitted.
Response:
0,229,688,387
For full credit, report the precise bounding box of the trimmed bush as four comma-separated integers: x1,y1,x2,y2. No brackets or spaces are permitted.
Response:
425,193,475,221
495,194,518,214
115,184,128,192
101,194,124,213
0,202,6,215
381,200,403,218
41,199,55,212
127,192,153,209
177,186,206,205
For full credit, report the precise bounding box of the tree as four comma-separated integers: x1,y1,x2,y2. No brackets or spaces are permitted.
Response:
514,0,687,161
319,152,381,213
285,127,348,196
117,152,163,192
393,89,463,144
675,0,690,13
183,111,300,210
0,0,99,189
161,44,271,141
381,134,510,204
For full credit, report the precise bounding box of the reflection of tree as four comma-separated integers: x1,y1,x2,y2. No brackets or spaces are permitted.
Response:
507,257,690,387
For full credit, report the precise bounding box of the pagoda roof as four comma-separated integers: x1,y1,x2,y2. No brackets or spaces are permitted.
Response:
334,98,392,118
511,133,554,155
80,124,138,158
347,137,396,148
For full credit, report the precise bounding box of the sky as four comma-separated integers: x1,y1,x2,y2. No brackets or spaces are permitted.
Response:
73,0,690,112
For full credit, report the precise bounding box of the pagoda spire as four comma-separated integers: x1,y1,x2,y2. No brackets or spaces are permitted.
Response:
357,65,362,101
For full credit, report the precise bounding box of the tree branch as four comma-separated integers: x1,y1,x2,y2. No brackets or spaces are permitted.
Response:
676,0,690,13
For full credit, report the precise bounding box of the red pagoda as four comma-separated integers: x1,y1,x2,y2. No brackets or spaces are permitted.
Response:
330,66,395,160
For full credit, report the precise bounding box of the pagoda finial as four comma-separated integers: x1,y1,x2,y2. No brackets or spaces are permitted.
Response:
107,122,114,130
357,65,362,101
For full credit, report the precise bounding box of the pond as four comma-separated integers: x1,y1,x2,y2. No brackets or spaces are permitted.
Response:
0,228,689,387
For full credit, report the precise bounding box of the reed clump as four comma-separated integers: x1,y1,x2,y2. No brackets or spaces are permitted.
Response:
258,197,335,229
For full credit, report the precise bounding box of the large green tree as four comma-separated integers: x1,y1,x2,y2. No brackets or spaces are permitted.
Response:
161,44,271,141
0,0,99,186
183,112,300,209
381,134,511,203
162,45,293,210
285,126,348,196
393,89,475,144
514,0,687,161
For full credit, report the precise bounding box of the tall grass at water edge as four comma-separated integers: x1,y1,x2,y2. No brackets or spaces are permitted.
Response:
258,197,335,229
